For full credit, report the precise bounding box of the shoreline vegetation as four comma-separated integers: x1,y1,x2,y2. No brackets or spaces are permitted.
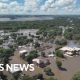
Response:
0,16,80,80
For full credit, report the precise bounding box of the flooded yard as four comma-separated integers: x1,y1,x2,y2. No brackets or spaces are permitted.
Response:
1,29,80,80
50,56,80,80
7,48,80,80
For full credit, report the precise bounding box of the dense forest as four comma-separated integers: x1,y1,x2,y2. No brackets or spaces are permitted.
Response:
0,16,80,41
0,16,80,30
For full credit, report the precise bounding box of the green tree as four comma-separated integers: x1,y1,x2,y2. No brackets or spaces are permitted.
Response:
55,38,67,46
16,36,28,45
44,67,53,76
55,50,64,58
13,71,21,80
0,39,3,45
64,32,73,40
11,33,17,39
56,60,62,68
72,72,80,80
34,42,40,48
33,74,43,80
0,72,7,80
25,50,39,63
41,52,46,57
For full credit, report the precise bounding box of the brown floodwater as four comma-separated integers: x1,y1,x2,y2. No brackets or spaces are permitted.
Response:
9,49,80,80
50,56,80,80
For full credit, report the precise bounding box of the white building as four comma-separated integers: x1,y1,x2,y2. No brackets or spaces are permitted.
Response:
32,58,40,64
19,50,28,55
48,54,55,57
60,46,80,56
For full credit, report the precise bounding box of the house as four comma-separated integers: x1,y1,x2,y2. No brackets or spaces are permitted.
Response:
60,46,80,56
64,52,73,57
60,46,80,52
32,57,50,67
60,46,73,51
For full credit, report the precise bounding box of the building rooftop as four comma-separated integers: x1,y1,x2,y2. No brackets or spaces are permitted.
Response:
19,50,27,54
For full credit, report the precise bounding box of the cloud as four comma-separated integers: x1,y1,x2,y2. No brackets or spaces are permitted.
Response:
0,0,23,14
40,0,76,11
0,0,79,15
0,2,9,14
0,0,9,2
9,1,22,13
23,0,39,12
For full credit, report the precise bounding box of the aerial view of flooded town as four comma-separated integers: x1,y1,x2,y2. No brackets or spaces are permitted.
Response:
0,0,80,80
0,15,80,80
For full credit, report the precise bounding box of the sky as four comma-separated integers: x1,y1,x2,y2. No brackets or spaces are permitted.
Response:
0,0,80,15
